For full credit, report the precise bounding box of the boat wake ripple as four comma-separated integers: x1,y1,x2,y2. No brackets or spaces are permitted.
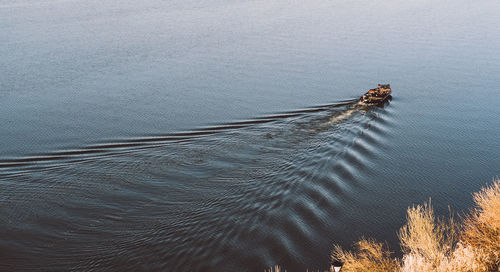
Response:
0,100,360,172
0,98,394,271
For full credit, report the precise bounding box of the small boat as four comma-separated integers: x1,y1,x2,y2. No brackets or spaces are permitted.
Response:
360,84,392,104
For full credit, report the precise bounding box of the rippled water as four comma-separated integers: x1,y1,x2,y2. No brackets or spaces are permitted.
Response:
1,0,499,271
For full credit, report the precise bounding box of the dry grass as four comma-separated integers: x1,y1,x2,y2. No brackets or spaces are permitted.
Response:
461,180,500,271
329,179,500,272
398,202,484,272
331,238,399,272
265,265,284,272
398,201,458,259
398,200,462,271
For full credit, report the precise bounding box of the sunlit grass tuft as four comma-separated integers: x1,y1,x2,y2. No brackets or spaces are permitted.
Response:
329,179,500,272
331,238,399,272
265,265,284,272
398,200,460,271
461,179,500,271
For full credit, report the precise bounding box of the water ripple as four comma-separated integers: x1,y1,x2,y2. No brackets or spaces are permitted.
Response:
0,98,393,271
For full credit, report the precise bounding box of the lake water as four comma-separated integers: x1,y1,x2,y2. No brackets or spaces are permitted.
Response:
1,0,499,271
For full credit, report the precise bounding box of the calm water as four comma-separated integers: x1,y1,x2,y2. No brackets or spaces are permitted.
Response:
1,0,499,271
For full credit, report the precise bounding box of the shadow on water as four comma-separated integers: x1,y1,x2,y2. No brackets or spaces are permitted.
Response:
0,98,394,271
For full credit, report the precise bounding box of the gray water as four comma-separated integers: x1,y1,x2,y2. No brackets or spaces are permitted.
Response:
1,0,499,271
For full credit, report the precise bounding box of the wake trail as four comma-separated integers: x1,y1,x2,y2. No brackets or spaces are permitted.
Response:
0,98,365,174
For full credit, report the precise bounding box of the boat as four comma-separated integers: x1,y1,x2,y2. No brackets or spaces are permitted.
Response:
360,84,392,104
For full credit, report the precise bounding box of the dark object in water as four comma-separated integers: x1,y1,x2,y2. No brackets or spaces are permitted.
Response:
360,84,392,104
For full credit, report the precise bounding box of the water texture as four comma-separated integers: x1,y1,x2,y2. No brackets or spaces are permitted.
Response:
1,0,499,271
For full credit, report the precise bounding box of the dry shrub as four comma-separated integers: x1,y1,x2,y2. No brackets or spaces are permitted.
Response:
331,238,399,272
398,200,459,269
399,179,500,272
399,242,487,272
399,180,500,271
461,179,500,271
331,179,499,272
265,265,284,272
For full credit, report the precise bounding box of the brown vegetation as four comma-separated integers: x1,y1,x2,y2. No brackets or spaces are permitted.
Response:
331,239,399,272
460,180,500,271
331,179,500,272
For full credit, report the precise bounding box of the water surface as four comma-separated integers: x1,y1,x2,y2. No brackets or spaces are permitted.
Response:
1,0,499,271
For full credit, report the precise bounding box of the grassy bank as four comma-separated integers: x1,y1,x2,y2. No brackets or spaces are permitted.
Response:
270,179,500,272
